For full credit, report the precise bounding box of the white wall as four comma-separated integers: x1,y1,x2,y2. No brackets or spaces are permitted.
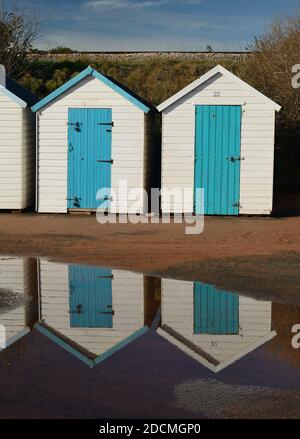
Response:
161,278,272,366
39,260,145,356
37,76,147,213
161,72,276,214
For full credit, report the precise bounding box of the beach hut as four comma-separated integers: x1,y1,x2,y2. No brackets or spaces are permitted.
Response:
32,66,154,214
0,65,37,210
0,257,37,350
158,278,276,372
157,65,281,215
35,260,153,367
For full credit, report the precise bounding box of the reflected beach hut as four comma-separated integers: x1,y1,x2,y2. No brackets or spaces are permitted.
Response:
0,257,37,350
36,260,151,367
158,279,277,372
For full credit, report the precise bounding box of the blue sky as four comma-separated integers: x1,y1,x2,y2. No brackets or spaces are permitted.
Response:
20,0,300,51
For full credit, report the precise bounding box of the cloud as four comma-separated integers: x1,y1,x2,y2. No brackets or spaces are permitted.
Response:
84,0,171,10
31,0,265,51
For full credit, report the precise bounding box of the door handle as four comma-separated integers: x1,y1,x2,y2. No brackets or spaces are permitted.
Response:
98,122,114,127
97,159,113,164
226,156,245,162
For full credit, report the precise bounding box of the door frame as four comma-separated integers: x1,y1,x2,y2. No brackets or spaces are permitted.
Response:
193,281,240,335
193,104,242,216
67,107,113,211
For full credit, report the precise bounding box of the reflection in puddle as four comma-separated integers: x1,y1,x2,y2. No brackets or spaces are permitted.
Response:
0,257,300,418
36,260,151,367
0,255,286,372
0,257,37,350
158,279,276,372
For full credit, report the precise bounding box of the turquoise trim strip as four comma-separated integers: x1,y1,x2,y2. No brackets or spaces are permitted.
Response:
31,67,93,113
93,326,149,366
0,327,30,350
34,323,94,367
34,323,148,368
92,70,150,113
31,66,151,113
0,85,27,108
151,306,161,330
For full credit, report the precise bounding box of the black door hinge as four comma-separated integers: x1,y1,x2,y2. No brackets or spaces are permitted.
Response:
96,275,114,279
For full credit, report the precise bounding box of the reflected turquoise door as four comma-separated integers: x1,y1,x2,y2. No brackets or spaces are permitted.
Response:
67,108,112,209
194,282,239,334
194,105,241,215
69,265,113,328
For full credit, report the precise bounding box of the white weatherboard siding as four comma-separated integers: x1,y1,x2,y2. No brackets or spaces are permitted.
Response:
39,260,144,356
0,92,35,209
37,76,147,213
159,279,274,371
161,72,277,214
0,257,37,346
0,93,23,209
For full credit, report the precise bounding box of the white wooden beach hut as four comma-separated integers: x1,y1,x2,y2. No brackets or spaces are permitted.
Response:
35,260,149,367
0,65,37,210
32,66,154,214
157,65,281,215
158,278,277,372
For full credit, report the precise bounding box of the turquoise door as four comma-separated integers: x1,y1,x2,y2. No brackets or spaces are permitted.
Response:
194,282,239,334
194,105,241,215
67,108,112,209
69,265,113,328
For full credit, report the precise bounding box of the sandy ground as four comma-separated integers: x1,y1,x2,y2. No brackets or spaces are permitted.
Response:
0,213,299,302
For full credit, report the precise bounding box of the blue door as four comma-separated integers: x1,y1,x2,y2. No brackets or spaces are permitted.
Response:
194,105,241,215
68,108,112,209
69,265,113,328
194,282,239,334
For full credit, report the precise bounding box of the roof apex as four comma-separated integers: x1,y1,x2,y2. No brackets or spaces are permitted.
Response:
157,64,281,112
32,66,152,113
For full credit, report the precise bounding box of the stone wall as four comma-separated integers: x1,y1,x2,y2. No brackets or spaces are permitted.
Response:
28,51,251,63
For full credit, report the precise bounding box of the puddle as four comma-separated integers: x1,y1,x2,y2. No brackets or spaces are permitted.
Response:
0,255,299,418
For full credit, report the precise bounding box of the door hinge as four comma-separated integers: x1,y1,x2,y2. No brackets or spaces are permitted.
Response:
69,304,84,315
68,122,83,128
98,122,114,127
233,202,242,208
97,159,113,164
97,196,113,201
67,196,81,201
97,275,114,279
98,310,115,316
